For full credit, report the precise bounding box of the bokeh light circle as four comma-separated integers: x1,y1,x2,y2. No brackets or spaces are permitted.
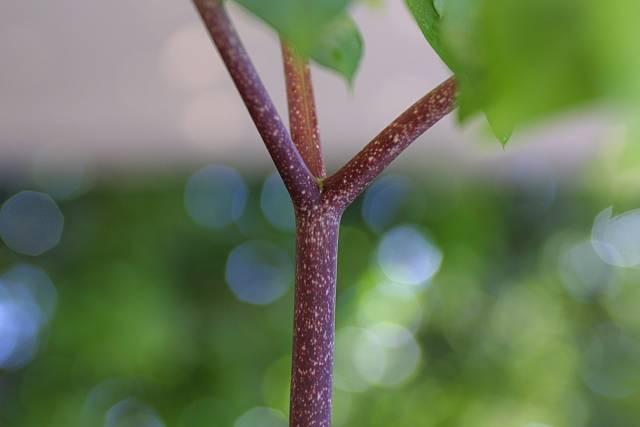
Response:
357,285,423,329
592,206,640,267
0,264,57,369
335,323,422,391
105,398,165,427
559,240,614,302
0,191,64,256
260,173,295,232
0,294,40,368
225,241,293,305
335,327,373,392
582,323,640,398
369,322,422,387
184,165,247,229
233,407,287,427
3,263,57,320
377,225,442,286
352,328,387,385
361,175,412,232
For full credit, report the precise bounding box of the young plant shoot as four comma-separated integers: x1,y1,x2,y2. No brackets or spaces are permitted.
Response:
193,0,640,425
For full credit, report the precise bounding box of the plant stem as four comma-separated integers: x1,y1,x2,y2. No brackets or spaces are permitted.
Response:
193,3,458,426
324,77,457,209
290,206,342,427
287,78,455,426
193,0,318,204
282,44,325,178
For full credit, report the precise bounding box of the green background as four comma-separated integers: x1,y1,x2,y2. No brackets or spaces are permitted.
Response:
1,154,640,426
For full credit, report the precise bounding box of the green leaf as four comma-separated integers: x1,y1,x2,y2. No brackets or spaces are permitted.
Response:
433,0,446,16
485,108,513,146
233,0,350,52
406,0,507,142
361,0,384,8
406,0,640,147
310,14,363,84
232,0,363,82
404,0,451,68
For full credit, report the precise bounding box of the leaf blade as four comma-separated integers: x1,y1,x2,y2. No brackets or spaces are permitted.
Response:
310,14,363,84
233,0,362,82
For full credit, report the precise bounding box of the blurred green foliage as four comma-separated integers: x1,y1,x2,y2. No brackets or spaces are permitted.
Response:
1,166,640,426
407,0,640,141
229,0,639,142
233,0,362,82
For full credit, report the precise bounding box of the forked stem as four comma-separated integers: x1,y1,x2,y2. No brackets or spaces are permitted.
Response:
193,0,318,205
323,77,457,210
192,2,457,426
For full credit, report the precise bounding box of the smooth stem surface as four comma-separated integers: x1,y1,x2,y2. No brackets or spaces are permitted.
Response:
282,44,325,178
290,207,342,427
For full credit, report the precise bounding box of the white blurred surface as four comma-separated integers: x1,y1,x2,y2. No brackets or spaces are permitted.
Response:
0,1,614,177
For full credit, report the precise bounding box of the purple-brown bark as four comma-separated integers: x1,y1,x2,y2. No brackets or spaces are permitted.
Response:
282,44,325,179
193,1,457,426
290,207,341,427
323,77,456,210
193,0,318,204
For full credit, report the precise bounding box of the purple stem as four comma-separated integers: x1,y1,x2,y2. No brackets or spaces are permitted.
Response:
323,77,456,209
193,3,458,426
193,0,319,205
290,206,342,427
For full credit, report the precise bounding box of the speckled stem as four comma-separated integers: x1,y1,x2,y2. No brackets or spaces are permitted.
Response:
193,0,319,204
290,207,342,427
194,3,458,424
323,77,457,210
281,43,325,178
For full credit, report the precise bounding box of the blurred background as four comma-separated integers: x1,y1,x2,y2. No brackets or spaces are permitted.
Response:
2,1,640,426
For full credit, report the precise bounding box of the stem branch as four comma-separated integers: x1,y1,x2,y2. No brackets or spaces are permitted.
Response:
282,43,325,178
323,77,456,209
193,5,457,425
193,0,319,204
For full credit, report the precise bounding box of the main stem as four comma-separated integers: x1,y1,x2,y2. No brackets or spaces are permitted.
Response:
193,3,456,426
290,205,342,427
